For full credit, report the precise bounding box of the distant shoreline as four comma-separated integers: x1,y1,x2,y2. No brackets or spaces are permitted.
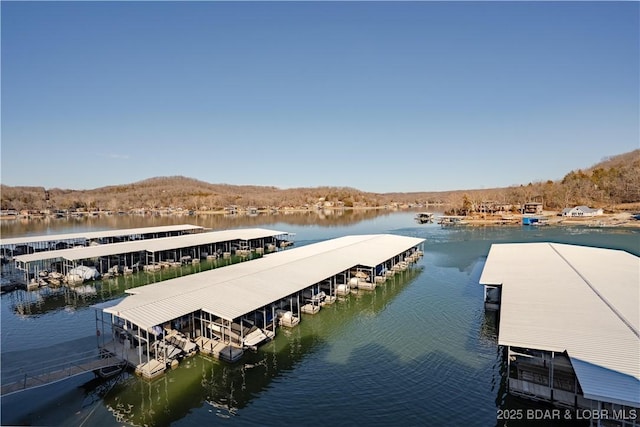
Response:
451,211,640,228
2,208,639,228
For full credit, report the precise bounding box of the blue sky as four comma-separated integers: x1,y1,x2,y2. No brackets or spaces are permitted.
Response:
1,1,638,193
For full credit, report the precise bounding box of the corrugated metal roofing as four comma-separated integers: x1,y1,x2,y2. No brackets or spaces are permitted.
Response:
104,234,424,330
13,228,289,263
1,224,204,246
91,296,127,310
479,242,640,407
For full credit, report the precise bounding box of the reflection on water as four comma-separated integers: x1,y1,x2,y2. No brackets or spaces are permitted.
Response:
100,268,422,426
0,209,402,238
1,211,637,427
7,255,257,317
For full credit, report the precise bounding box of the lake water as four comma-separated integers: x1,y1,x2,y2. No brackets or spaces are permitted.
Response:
1,211,638,426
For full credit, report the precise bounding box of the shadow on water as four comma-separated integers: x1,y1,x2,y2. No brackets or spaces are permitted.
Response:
88,268,424,427
2,215,637,427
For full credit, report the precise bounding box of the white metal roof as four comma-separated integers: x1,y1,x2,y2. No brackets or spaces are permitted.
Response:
13,228,290,263
104,234,424,330
1,224,204,246
480,242,640,407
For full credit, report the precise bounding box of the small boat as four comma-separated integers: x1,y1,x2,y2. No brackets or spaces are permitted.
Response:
243,328,270,350
437,216,467,226
67,266,101,282
349,277,361,288
415,212,434,224
27,279,40,291
354,271,369,280
336,283,350,295
96,364,123,379
153,340,182,363
276,310,300,327
301,303,320,314
302,289,326,303
49,271,63,280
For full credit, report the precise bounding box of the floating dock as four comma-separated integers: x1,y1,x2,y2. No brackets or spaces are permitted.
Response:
480,242,640,414
436,216,467,226
415,212,434,224
95,233,425,379
9,228,292,287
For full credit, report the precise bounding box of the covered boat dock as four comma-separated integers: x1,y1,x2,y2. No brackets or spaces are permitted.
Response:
95,234,425,378
1,224,205,256
11,228,292,286
1,225,205,287
480,242,640,421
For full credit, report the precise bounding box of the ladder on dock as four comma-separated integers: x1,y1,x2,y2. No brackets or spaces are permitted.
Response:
1,350,124,396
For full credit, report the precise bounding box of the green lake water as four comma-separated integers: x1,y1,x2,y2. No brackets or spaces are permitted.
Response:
1,211,638,426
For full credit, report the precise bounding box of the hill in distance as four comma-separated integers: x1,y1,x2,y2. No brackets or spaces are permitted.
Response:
1,149,638,212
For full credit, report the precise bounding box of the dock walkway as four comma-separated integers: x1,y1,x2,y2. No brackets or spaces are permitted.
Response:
1,350,123,396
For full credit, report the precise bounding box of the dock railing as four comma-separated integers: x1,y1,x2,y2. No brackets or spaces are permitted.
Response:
1,348,122,396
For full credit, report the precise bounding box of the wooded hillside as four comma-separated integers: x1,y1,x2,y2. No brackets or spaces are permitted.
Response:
2,150,638,212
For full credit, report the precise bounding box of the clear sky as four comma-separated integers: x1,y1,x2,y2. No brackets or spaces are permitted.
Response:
1,1,638,193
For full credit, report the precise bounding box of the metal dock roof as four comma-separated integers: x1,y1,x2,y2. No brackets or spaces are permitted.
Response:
104,234,424,329
480,242,640,407
13,228,290,263
1,224,204,246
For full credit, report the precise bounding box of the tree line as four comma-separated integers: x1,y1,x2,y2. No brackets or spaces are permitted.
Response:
2,150,638,213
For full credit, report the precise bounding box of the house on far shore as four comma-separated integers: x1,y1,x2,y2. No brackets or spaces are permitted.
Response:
521,202,543,215
561,206,603,217
478,201,515,214
0,209,18,218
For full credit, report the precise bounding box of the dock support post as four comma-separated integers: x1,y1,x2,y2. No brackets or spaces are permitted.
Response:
271,305,276,332
95,309,99,349
550,351,554,403
506,346,511,392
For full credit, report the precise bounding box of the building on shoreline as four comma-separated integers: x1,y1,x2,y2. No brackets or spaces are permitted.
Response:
561,206,604,217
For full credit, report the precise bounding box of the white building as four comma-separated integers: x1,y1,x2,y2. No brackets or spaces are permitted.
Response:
561,206,604,217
